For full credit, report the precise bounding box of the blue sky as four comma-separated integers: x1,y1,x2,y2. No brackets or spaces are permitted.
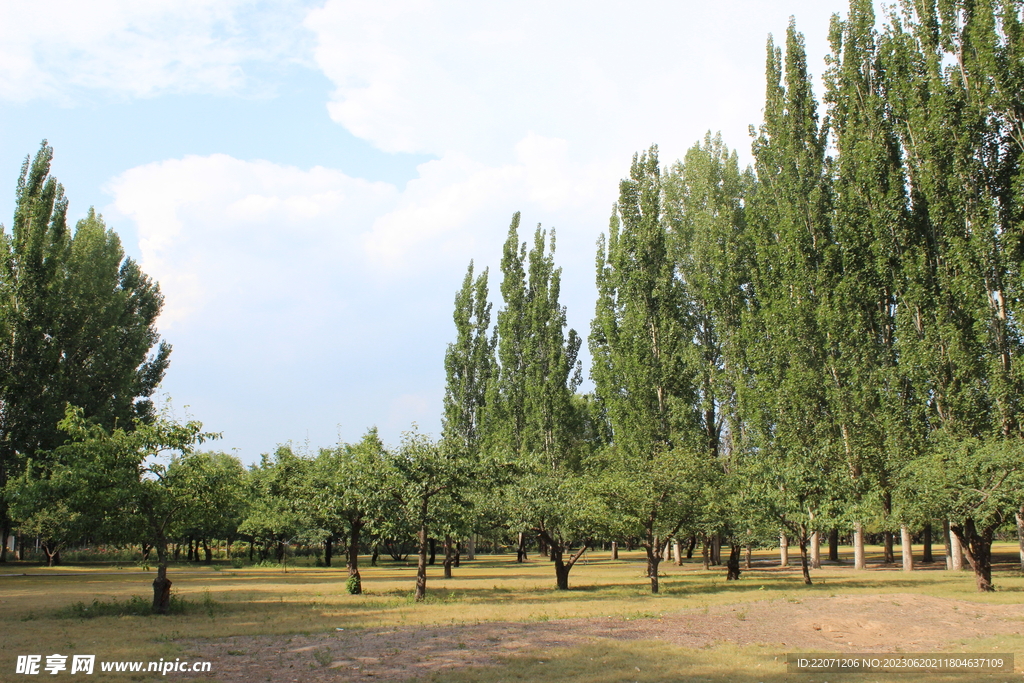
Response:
1,0,851,461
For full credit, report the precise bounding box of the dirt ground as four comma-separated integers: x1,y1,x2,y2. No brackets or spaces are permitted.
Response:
185,593,1023,682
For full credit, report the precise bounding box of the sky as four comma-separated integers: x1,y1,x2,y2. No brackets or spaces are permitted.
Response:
1,0,854,461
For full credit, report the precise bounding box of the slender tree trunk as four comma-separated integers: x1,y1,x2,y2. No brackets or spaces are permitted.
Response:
517,532,528,562
882,491,894,564
853,522,865,570
347,521,363,594
371,544,379,567
1016,507,1024,572
443,537,454,579
923,523,933,563
645,537,662,594
900,525,913,571
324,536,333,567
248,540,254,562
701,539,710,569
202,538,212,564
43,543,60,567
810,531,821,569
611,541,618,560
428,538,436,565
454,541,461,567
828,528,839,562
466,535,475,561
948,522,964,570
745,543,752,569
799,536,812,585
415,519,428,602
726,544,741,580
152,536,172,614
0,517,9,563
779,533,789,567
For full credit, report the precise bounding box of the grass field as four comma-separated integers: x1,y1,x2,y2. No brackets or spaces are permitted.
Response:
1,544,1022,682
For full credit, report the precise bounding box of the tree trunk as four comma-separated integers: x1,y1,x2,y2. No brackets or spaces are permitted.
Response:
883,531,894,564
952,519,995,592
948,522,964,570
443,537,454,579
645,538,662,594
799,536,812,585
745,544,752,569
415,521,428,602
900,525,913,571
828,528,839,562
324,536,333,567
711,534,721,565
726,544,741,580
853,522,865,570
882,491,894,564
701,539,710,569
248,540,254,562
454,540,462,567
779,533,789,567
43,543,60,567
347,521,363,594
371,544,379,567
0,516,9,563
922,523,933,563
673,538,681,566
202,538,212,564
686,535,696,559
152,537,172,614
428,538,436,565
810,531,821,569
517,532,528,562
610,541,618,560
466,535,475,561
1016,507,1024,572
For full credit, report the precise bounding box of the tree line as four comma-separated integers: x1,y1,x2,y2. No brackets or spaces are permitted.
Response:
2,0,1023,612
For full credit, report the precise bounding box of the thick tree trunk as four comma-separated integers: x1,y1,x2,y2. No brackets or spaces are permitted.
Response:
415,521,428,602
443,537,454,579
686,535,696,559
953,519,996,592
853,522,865,570
923,523,933,563
454,541,461,567
779,533,789,567
428,538,436,565
810,531,821,569
466,535,475,561
726,544,741,580
799,537,812,585
828,528,839,562
1016,507,1024,572
0,516,9,563
900,525,913,571
152,539,172,614
347,521,363,594
202,538,212,564
324,536,333,567
544,532,586,590
673,538,682,566
711,534,721,565
610,541,618,560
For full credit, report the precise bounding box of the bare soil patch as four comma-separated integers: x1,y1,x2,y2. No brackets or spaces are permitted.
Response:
185,594,1023,682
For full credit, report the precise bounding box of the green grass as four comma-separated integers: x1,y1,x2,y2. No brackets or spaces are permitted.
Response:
1,544,1021,682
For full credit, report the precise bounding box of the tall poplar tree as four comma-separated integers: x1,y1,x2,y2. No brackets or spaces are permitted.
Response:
591,146,702,593
742,22,844,585
880,0,1024,591
0,143,169,561
488,213,591,590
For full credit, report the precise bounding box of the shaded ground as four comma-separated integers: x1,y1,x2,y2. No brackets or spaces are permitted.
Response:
185,593,1023,682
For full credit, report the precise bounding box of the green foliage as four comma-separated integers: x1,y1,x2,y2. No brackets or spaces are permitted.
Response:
345,574,362,595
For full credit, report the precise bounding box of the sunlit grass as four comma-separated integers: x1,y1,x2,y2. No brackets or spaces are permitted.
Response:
1,543,1021,681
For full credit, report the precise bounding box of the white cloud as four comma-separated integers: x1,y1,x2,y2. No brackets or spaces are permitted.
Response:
0,0,313,102
106,154,397,327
